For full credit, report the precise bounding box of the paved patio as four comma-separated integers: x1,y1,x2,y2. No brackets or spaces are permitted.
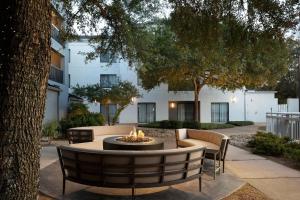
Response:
40,125,300,200
216,125,300,200
40,140,245,200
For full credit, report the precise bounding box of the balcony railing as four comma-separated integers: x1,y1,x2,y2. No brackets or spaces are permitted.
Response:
266,112,300,140
51,24,63,45
49,66,63,84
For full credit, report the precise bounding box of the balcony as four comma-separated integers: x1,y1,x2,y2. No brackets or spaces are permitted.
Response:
51,24,63,45
49,66,63,84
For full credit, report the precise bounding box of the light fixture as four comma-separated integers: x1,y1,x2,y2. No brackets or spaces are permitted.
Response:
131,97,136,103
170,102,176,108
230,96,237,103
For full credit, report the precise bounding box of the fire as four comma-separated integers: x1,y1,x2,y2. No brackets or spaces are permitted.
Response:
117,129,152,143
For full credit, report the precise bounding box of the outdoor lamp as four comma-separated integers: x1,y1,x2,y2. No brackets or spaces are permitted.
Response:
230,96,237,103
170,102,176,108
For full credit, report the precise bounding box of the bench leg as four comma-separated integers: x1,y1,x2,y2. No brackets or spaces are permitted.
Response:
63,178,66,195
199,177,202,192
218,152,221,174
223,160,225,173
132,187,135,200
213,154,216,180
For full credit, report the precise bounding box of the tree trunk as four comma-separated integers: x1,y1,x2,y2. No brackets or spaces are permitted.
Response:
193,79,203,122
112,106,126,125
0,1,51,199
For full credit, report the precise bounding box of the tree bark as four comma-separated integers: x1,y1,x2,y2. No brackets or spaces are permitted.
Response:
0,1,51,199
193,78,203,122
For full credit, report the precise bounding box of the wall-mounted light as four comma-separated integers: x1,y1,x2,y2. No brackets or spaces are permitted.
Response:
230,96,237,103
131,97,136,103
170,102,176,108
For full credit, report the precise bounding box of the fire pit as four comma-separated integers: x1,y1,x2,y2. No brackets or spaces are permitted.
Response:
103,130,164,150
116,130,152,143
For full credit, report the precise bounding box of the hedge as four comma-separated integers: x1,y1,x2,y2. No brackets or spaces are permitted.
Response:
139,120,234,130
227,121,254,126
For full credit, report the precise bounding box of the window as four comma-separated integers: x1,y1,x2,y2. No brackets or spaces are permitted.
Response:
100,104,117,124
211,103,229,123
100,74,118,88
169,101,198,121
100,52,117,63
138,103,156,123
51,49,64,69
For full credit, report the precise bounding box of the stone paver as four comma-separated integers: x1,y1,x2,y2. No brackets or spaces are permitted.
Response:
40,146,59,169
226,145,266,161
226,145,300,200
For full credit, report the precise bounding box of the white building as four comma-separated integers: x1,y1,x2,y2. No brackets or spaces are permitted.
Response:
66,39,279,124
43,8,69,124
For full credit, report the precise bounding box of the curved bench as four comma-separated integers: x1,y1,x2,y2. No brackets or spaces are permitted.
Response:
57,145,206,200
176,129,229,178
67,125,135,144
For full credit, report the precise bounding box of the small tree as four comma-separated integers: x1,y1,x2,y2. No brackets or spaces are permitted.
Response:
73,81,140,125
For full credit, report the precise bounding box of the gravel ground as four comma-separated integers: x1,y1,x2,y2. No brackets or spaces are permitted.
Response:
223,184,270,200
229,134,254,148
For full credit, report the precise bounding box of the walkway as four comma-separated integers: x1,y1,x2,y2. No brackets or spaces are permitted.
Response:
216,125,300,200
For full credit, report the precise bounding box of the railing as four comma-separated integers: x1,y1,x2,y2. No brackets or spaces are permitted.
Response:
266,112,300,140
49,66,63,84
51,24,63,45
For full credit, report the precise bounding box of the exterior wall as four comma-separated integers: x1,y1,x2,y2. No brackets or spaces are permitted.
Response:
68,40,278,123
43,9,69,124
287,98,299,112
245,91,278,122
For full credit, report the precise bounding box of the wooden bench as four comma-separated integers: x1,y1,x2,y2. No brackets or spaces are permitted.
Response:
67,125,135,144
176,129,229,179
57,145,206,200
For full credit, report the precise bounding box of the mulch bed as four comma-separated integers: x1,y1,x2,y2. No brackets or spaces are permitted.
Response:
223,183,270,200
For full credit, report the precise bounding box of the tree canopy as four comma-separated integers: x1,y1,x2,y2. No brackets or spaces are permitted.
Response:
136,0,299,120
56,0,161,63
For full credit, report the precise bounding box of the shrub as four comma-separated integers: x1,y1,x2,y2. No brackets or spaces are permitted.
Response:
42,121,59,139
139,121,235,130
138,122,160,128
182,121,201,129
248,132,287,156
227,121,254,126
200,123,235,130
67,102,89,118
60,113,105,135
160,120,183,129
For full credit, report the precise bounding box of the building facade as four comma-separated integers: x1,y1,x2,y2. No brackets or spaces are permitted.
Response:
43,7,69,124
67,40,278,123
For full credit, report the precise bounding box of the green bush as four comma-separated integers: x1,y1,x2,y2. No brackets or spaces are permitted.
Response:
67,102,89,118
283,142,300,162
138,122,160,128
248,132,288,156
139,120,237,130
200,123,235,130
42,121,59,139
160,120,183,129
60,113,105,135
227,121,254,126
182,121,201,129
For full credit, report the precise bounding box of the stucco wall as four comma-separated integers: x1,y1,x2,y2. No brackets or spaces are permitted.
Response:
67,40,278,123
